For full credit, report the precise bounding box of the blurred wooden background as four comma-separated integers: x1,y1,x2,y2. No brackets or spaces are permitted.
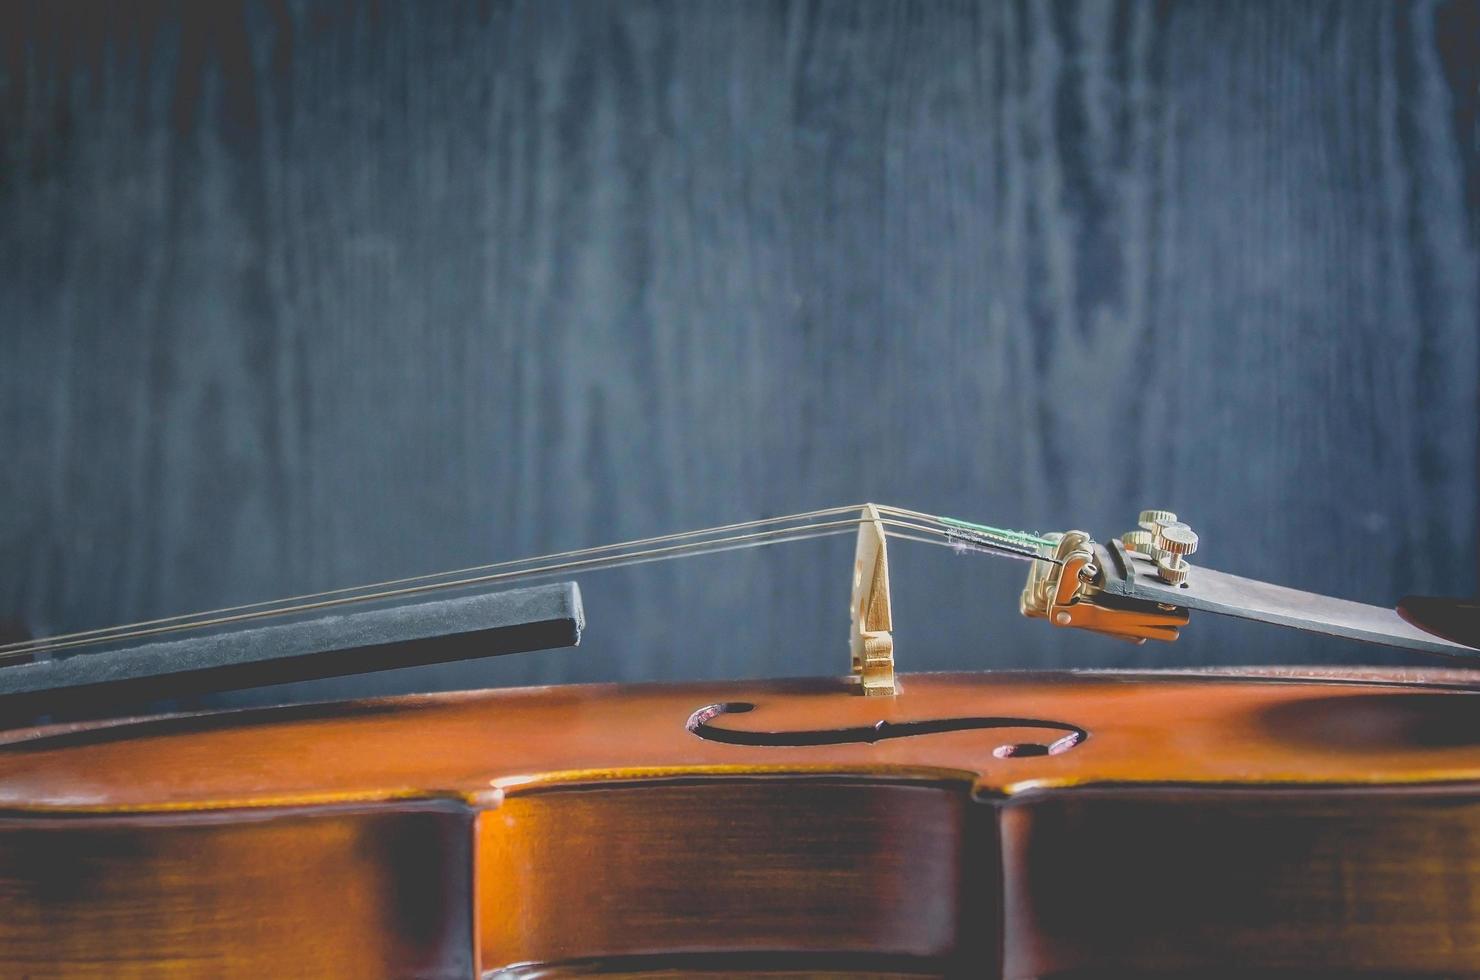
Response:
1,0,1476,702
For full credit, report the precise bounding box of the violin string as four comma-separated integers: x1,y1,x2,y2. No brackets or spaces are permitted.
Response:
1,510,1050,659
0,509,1049,658
0,505,867,657
0,519,885,661
882,505,1053,552
5,516,1041,660
2,506,1052,659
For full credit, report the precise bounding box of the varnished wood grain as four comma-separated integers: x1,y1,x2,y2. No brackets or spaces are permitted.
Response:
2,669,1480,811
0,1,1476,701
0,670,1478,811
1001,788,1480,976
0,804,473,978
477,781,992,974
0,672,1475,973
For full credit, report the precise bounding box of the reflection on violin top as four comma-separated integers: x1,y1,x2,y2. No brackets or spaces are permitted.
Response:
0,670,1476,814
1261,693,1480,753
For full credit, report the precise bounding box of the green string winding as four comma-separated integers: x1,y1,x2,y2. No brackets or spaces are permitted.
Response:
934,514,1053,551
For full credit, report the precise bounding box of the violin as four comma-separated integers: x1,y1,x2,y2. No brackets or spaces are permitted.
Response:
0,504,1476,978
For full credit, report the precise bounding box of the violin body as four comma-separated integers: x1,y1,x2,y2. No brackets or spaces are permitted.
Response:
1,668,1479,978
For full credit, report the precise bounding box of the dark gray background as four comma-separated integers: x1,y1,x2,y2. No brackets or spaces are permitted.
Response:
2,0,1477,704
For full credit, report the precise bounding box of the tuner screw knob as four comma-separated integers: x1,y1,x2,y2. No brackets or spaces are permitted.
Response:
1154,522,1198,557
1122,530,1153,554
1138,510,1177,561
1139,509,1177,530
1155,554,1190,585
1153,522,1198,585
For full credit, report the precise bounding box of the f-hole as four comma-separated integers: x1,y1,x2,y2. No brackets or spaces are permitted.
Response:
686,702,1086,757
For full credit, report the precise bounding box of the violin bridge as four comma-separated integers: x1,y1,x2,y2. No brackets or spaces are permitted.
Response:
850,503,897,697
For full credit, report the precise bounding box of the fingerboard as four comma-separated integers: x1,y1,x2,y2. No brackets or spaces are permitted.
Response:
0,582,584,725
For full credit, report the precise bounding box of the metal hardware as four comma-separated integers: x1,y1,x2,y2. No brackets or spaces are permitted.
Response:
1137,509,1177,561
1155,555,1189,585
849,504,896,696
1121,530,1153,554
1020,531,1187,644
1153,521,1199,585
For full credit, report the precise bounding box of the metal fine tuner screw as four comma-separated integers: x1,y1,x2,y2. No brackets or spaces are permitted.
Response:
1121,529,1153,554
1137,510,1177,561
1153,521,1198,585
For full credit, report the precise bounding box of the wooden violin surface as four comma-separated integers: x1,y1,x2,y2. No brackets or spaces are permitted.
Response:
0,669,1478,977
